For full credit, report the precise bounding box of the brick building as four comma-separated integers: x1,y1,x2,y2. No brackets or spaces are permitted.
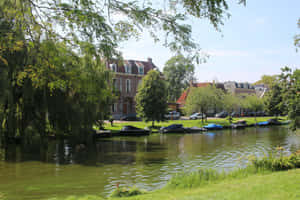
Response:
108,58,158,119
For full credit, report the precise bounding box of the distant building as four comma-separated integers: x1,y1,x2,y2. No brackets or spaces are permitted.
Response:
254,84,269,98
108,58,158,119
223,81,256,97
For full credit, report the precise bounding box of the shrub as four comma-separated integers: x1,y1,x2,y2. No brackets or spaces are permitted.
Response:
250,149,300,171
167,168,255,189
168,149,300,189
110,186,145,198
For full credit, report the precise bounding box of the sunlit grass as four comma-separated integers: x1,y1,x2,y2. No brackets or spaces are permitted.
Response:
103,116,287,132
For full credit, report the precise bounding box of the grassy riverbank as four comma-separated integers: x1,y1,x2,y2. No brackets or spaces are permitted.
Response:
109,169,300,200
104,116,287,132
46,168,300,200
46,150,300,200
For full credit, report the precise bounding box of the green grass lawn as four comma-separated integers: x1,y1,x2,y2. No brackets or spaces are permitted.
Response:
47,168,300,200
110,169,300,200
103,116,287,132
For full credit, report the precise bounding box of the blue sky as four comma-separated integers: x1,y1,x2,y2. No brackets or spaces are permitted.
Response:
119,0,300,83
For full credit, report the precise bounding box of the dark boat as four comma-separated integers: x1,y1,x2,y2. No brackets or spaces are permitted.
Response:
186,126,207,133
203,123,223,130
159,124,186,134
119,126,150,136
280,120,291,125
94,130,113,138
231,120,247,129
267,118,282,125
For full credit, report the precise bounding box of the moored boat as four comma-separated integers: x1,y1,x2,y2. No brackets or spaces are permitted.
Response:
159,124,186,134
186,126,207,133
120,126,150,136
203,123,223,130
231,120,247,129
257,121,269,126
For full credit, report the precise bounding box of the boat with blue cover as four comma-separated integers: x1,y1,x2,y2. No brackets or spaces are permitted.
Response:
203,123,223,130
257,121,269,126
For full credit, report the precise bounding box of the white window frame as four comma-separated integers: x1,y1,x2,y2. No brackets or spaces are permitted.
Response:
126,79,131,93
125,64,132,74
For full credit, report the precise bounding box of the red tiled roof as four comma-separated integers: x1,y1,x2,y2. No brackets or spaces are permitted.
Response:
176,89,189,104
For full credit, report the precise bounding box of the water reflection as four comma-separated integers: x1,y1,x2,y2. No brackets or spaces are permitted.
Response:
0,126,299,199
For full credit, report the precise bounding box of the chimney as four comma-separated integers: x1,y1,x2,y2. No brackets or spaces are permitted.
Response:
147,57,152,64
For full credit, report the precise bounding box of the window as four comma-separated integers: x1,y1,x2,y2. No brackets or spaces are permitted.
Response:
112,103,117,112
138,66,144,75
124,64,132,74
119,78,122,91
109,63,117,72
126,79,131,93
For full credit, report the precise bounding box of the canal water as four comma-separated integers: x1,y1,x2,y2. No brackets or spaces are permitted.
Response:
0,126,299,200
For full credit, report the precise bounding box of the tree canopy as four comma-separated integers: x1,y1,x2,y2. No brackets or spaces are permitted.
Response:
243,95,265,123
264,81,286,118
222,93,240,123
0,0,246,60
295,18,300,51
253,75,278,87
163,54,195,102
279,67,300,130
184,85,224,122
135,70,168,127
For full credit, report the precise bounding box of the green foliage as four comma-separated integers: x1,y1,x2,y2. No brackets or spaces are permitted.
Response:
110,186,146,198
243,95,265,122
167,167,256,189
250,150,300,171
0,0,246,60
168,150,300,190
184,85,224,121
295,18,300,51
264,81,286,117
0,17,113,143
253,75,278,87
222,94,241,123
279,67,300,130
135,70,168,127
163,54,195,102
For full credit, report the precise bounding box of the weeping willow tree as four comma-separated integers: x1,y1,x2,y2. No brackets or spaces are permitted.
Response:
0,0,246,145
0,21,113,145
